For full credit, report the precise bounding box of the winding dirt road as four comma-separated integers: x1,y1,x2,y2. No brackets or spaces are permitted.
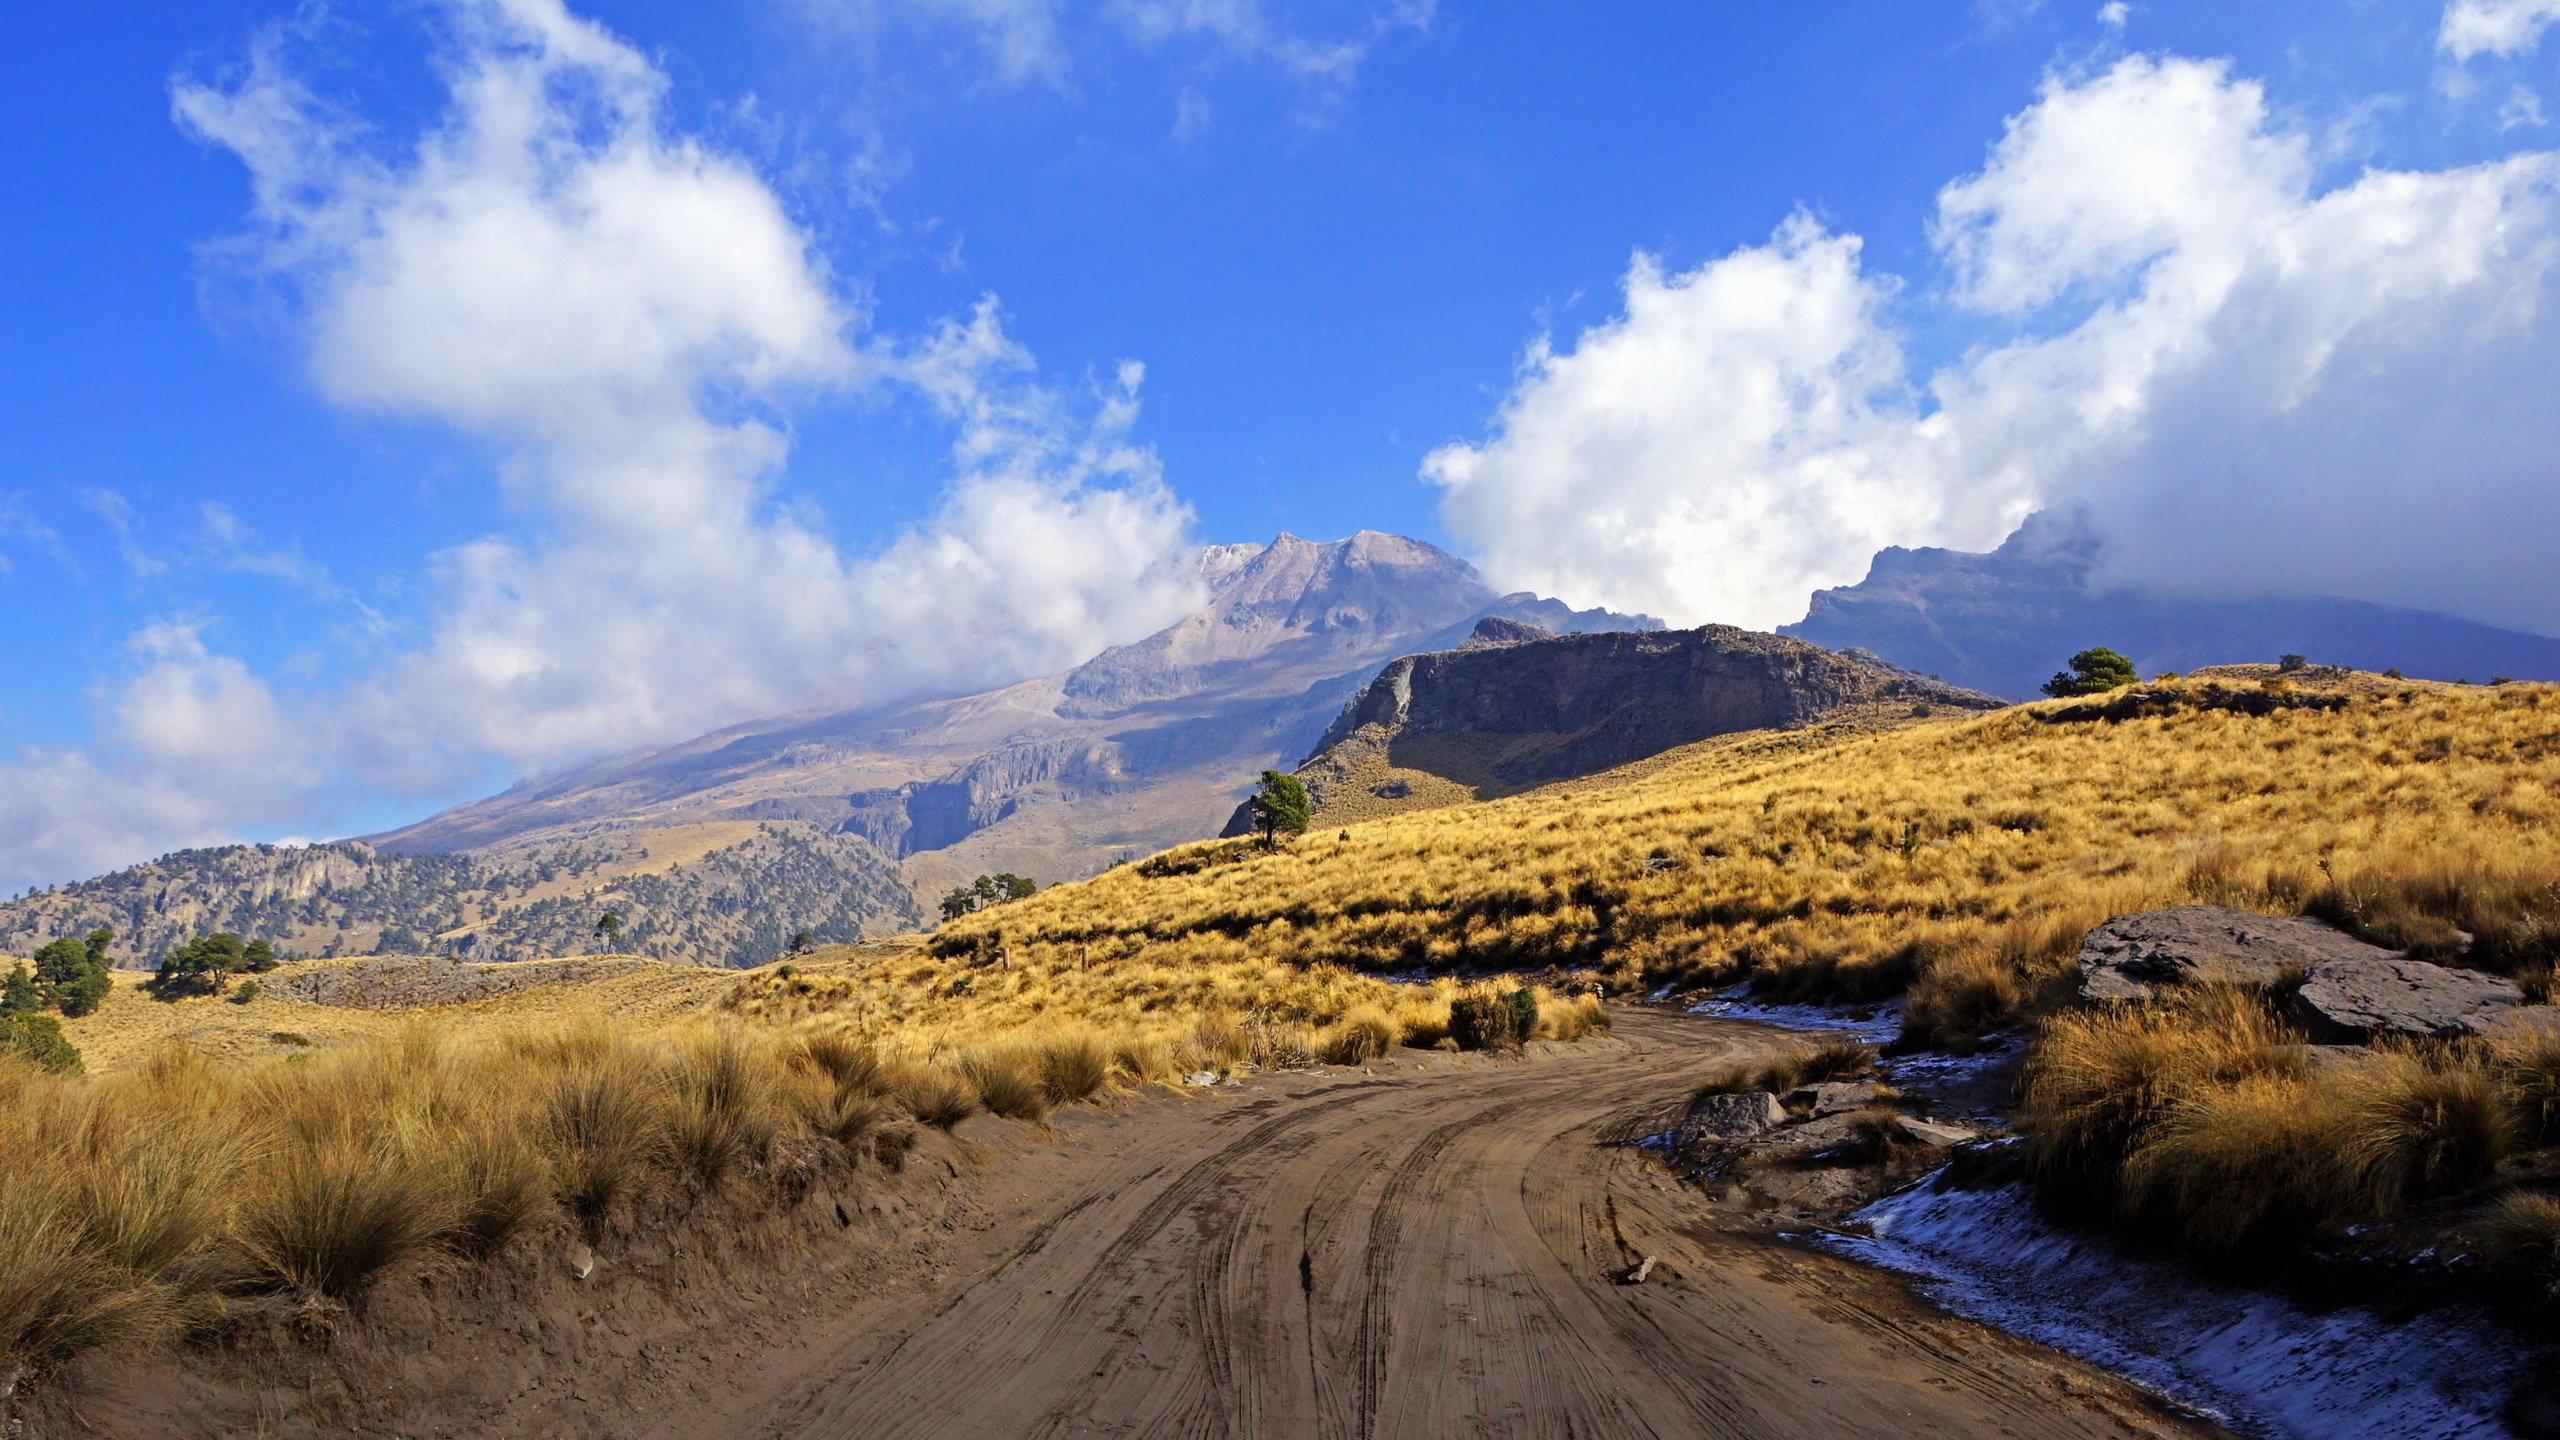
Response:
670,1009,2223,1440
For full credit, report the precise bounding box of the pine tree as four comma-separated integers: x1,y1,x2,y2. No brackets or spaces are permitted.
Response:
1250,771,1312,850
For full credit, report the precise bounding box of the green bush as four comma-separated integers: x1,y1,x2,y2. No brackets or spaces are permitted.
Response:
1451,989,1538,1052
1,1012,81,1073
1503,987,1539,1042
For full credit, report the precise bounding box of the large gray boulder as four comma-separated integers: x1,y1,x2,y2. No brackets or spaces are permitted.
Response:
2076,906,2394,1004
2287,956,2526,1043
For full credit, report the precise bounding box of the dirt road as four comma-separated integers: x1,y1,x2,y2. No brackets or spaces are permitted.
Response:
675,1009,2222,1440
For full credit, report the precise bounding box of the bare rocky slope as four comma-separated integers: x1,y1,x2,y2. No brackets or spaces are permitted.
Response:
1247,618,2004,829
1785,510,2560,699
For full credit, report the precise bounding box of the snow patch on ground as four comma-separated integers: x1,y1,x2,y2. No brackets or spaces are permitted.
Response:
1685,984,1904,1043
1819,1174,2525,1439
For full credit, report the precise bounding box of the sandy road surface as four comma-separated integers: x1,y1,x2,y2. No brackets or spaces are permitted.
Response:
674,1009,2224,1440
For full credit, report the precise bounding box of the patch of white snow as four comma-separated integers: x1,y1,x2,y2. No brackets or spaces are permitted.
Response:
1686,984,1903,1043
1819,1174,2526,1439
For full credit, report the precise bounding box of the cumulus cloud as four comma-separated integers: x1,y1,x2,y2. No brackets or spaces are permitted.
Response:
0,0,1202,891
1432,54,2560,638
1425,219,2019,631
2441,0,2560,59
0,624,316,895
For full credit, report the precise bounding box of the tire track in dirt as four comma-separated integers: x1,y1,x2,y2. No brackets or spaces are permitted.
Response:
675,1011,2233,1440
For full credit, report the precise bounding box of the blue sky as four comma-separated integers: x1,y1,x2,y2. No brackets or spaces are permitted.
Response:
4,0,2559,890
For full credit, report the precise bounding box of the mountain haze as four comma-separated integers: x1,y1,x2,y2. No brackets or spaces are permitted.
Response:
371,533,1652,899
1785,514,2560,700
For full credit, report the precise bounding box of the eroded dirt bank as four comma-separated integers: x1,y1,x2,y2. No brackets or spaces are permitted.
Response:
678,1009,2222,1440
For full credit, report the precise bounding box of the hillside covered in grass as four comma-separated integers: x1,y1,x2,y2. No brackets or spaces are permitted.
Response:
938,669,2560,1048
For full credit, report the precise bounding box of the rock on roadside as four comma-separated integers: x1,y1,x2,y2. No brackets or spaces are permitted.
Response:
1687,1091,1786,1141
1785,1081,1885,1117
2286,956,2525,1043
2075,906,2389,1004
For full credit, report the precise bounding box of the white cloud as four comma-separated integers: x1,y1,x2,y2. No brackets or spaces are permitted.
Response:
2098,3,2129,30
2441,0,2560,59
0,0,1204,893
1424,218,2022,631
0,625,316,894
1432,55,2560,639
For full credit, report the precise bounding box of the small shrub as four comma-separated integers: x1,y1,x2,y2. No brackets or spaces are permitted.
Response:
1036,1030,1112,1103
2020,986,2298,1200
666,1028,779,1189
0,1181,162,1378
2335,1045,2513,1211
1448,992,1518,1052
542,1056,665,1223
1245,1019,1319,1069
890,1064,978,1130
1901,948,2020,1050
1319,1007,1397,1065
233,1135,455,1299
1537,993,1610,1041
1504,988,1539,1043
434,1119,551,1261
1187,1013,1250,1069
793,1030,883,1094
2480,1191,2560,1268
957,1050,1049,1123
230,979,263,1005
2497,1025,2560,1142
1692,1038,1872,1099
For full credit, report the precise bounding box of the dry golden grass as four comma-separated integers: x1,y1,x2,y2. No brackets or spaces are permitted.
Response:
934,675,2560,1047
2025,987,2526,1248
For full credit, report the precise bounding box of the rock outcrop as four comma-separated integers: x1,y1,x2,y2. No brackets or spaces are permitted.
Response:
1248,622,2003,830
2076,905,2542,1043
2075,906,2389,1004
2287,957,2526,1043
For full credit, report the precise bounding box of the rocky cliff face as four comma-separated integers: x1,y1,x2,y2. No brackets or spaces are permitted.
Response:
1251,621,2003,830
1784,513,2560,699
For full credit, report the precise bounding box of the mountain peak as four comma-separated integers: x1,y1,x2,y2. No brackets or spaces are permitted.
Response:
1059,531,1491,715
